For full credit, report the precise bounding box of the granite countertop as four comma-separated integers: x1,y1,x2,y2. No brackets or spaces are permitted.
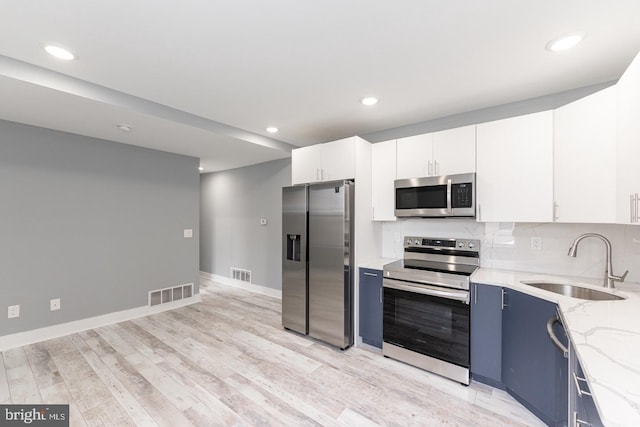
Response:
472,268,640,427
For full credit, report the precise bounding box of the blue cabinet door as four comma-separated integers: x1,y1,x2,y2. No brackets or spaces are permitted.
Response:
470,283,503,388
502,288,568,426
359,268,383,348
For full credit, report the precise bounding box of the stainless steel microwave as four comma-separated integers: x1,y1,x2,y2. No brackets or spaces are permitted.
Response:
395,172,476,218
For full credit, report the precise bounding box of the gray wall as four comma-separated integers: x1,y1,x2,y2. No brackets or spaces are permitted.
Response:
200,158,291,290
0,120,200,336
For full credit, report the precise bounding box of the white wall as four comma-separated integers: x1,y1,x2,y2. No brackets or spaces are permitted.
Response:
381,220,640,284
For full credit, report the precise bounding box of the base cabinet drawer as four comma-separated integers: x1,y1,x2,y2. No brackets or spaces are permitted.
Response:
569,342,604,427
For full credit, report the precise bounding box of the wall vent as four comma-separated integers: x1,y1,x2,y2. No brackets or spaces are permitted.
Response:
231,267,252,283
149,283,194,306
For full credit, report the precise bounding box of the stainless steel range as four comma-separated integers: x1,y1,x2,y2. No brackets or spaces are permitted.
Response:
383,236,480,385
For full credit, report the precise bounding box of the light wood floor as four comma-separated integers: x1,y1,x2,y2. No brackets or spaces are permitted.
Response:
0,274,545,426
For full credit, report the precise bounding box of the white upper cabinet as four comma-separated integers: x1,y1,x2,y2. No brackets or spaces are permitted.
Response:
616,50,640,225
321,137,357,182
292,144,323,184
554,86,617,223
396,126,476,180
396,133,433,179
371,140,397,221
291,137,357,184
476,111,554,222
432,125,476,176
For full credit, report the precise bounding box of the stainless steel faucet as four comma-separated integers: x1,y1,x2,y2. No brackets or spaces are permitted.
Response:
568,233,628,289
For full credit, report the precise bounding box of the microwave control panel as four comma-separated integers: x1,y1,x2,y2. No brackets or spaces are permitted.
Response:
452,183,473,208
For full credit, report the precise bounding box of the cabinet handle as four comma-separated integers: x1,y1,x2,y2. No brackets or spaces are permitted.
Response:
474,284,477,305
428,160,433,176
434,160,439,176
363,272,378,277
478,204,481,222
631,193,640,223
501,289,506,310
553,202,559,221
572,372,593,397
546,316,569,358
380,287,383,304
573,411,591,426
317,168,320,181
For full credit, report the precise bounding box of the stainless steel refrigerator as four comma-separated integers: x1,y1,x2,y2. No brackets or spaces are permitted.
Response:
282,180,354,350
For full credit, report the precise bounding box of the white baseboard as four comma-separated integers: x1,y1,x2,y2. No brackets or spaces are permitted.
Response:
0,294,201,352
202,272,282,299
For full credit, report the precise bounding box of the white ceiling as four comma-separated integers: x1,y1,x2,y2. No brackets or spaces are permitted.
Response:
1,1,640,172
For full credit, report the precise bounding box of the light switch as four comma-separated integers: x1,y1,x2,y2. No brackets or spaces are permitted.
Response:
184,229,193,238
8,305,19,319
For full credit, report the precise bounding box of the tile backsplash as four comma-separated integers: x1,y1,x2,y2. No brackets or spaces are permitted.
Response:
381,219,640,284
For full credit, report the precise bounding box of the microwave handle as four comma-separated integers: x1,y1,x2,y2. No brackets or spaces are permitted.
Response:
447,178,452,214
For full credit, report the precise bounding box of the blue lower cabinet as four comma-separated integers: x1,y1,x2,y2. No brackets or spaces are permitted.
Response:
470,284,569,427
569,341,603,426
501,288,568,427
470,283,504,388
359,268,383,348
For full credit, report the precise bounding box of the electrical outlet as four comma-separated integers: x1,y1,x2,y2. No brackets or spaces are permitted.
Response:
183,229,193,238
50,298,61,311
8,305,20,319
530,237,543,250
260,218,268,226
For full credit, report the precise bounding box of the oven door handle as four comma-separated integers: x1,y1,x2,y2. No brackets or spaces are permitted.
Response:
383,278,469,304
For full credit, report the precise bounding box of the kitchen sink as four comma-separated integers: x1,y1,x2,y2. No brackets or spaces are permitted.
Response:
520,281,625,301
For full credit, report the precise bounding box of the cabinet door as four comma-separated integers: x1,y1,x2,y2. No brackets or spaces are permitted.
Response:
432,125,476,175
554,86,616,223
617,50,640,225
396,133,433,179
292,144,323,184
470,283,503,387
321,137,356,181
476,111,553,222
502,289,568,426
372,140,397,221
358,268,383,348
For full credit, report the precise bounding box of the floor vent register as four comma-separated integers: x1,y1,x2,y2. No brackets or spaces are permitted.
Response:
231,267,252,283
149,283,194,306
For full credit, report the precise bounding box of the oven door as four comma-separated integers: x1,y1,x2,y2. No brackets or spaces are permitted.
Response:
383,278,470,368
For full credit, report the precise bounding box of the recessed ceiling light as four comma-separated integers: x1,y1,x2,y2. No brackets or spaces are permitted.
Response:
361,97,378,106
44,44,76,60
116,124,133,132
546,33,585,52
199,166,204,171
266,127,279,133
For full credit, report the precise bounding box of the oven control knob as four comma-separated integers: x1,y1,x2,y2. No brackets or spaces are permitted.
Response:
468,242,475,249
458,242,465,248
